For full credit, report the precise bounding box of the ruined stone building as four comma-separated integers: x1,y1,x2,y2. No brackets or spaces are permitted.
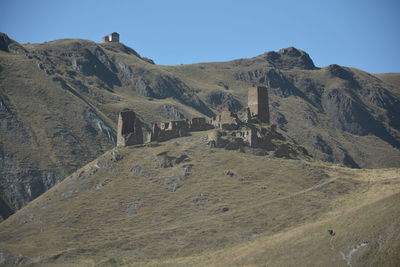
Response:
116,111,214,147
102,32,120,43
149,120,188,142
187,117,212,131
212,86,270,129
117,110,143,147
211,107,240,130
116,85,270,147
248,86,270,123
147,117,213,143
207,85,277,150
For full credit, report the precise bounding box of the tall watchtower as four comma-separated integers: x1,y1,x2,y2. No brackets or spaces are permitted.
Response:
247,86,270,123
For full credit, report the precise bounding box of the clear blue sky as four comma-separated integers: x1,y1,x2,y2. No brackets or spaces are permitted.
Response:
1,0,399,73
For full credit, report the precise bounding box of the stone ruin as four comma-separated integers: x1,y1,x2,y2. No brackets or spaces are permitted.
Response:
116,86,310,159
116,111,213,147
211,86,267,124
211,86,270,129
211,107,240,130
248,86,270,123
102,32,120,43
116,109,143,147
116,86,271,147
209,86,310,159
148,120,188,142
188,117,210,131
147,117,213,142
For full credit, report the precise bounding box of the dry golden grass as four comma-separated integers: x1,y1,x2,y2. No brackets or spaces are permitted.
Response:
0,132,399,266
374,73,400,94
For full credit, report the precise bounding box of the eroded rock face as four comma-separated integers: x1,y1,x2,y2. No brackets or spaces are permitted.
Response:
71,47,120,89
274,143,309,159
100,41,154,64
323,89,371,135
0,166,62,221
205,91,243,112
159,104,185,120
326,64,355,80
22,37,213,118
0,33,26,54
322,88,400,148
83,108,115,142
264,47,316,70
234,68,307,99
113,59,214,117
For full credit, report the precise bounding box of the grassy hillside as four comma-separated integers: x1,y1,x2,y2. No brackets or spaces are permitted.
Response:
374,73,400,94
1,32,400,220
0,131,399,266
162,59,400,170
0,36,207,219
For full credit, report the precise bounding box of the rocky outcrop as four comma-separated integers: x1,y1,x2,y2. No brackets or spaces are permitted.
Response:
100,42,155,64
71,47,121,89
231,47,315,70
0,33,26,54
159,104,185,120
274,143,309,159
0,166,62,220
83,108,116,142
205,90,243,112
234,68,311,101
261,47,316,70
25,37,213,118
114,59,214,117
322,88,400,148
323,88,373,135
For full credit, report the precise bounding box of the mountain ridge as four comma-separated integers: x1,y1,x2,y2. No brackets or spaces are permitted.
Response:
0,32,400,221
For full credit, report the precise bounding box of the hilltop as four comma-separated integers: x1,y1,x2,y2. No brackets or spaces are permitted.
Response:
1,32,400,220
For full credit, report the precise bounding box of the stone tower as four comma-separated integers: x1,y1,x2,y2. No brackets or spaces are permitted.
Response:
117,110,143,147
247,86,270,123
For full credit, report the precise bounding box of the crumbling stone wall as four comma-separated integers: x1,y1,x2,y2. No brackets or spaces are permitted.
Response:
116,110,143,147
212,107,240,130
147,117,214,143
207,123,308,159
188,117,213,131
149,120,188,142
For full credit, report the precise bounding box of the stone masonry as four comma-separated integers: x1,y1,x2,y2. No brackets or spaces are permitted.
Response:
116,85,270,147
117,110,143,147
147,118,213,143
102,32,120,43
248,86,270,123
212,107,239,130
